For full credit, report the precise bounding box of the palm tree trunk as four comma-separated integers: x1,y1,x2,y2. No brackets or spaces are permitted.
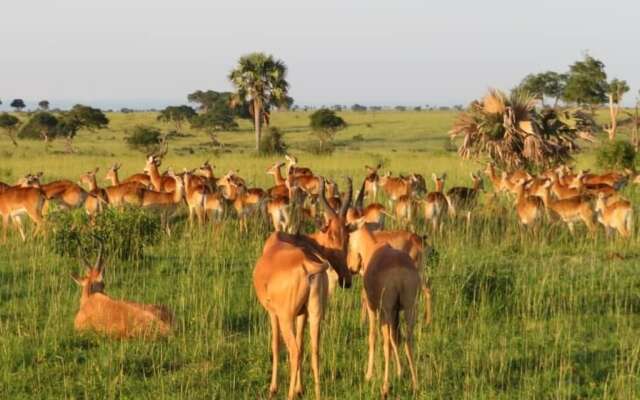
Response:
254,99,262,152
607,94,618,141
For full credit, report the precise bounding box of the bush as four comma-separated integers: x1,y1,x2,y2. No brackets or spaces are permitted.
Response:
306,140,335,155
352,134,364,142
47,207,161,261
125,125,164,153
596,141,636,170
259,127,287,155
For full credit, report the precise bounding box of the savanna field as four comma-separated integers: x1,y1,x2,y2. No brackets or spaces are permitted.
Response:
2,110,640,399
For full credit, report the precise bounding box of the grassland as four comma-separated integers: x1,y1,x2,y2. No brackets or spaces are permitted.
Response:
1,110,639,399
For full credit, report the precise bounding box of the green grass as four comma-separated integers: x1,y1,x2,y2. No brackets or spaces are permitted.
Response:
1,110,639,399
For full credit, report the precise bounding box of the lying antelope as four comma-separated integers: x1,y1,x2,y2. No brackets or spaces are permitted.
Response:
73,247,173,339
348,220,419,397
595,193,633,237
253,177,352,400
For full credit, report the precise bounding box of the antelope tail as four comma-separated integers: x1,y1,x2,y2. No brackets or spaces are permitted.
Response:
444,194,456,217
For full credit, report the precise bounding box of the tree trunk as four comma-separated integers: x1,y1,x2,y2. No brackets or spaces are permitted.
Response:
254,99,262,152
65,136,75,153
6,132,18,147
607,94,618,141
634,105,639,152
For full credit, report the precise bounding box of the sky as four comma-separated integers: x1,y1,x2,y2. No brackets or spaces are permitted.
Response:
1,0,639,110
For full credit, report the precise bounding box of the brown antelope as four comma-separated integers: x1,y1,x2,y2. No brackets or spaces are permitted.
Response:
364,164,381,201
447,173,484,226
145,155,177,192
484,162,505,193
266,161,290,199
571,170,620,199
141,169,185,234
595,193,633,237
253,178,352,400
347,220,419,397
0,181,10,194
514,178,545,228
183,170,207,226
285,154,314,177
394,194,417,227
570,169,629,190
219,173,267,232
423,173,450,233
540,180,596,234
29,172,88,211
73,247,173,339
379,172,417,204
347,179,388,230
0,181,46,241
548,170,581,200
79,168,109,216
103,164,146,207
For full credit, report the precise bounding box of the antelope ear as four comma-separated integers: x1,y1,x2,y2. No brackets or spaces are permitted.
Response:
431,173,437,181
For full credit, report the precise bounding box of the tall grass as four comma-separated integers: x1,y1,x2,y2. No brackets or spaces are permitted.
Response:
0,110,639,398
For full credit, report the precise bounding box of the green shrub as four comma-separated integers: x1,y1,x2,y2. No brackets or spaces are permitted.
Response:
596,141,636,170
125,125,164,154
259,127,287,155
47,207,161,261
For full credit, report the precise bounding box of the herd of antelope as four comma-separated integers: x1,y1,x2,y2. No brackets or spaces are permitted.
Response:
0,149,637,398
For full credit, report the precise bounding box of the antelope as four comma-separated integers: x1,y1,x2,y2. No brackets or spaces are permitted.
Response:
347,178,388,230
394,194,417,227
219,173,267,232
594,193,633,237
540,180,596,234
364,164,381,201
571,170,620,200
422,173,450,233
379,172,417,204
194,160,217,192
0,182,46,241
447,172,484,226
141,169,185,234
103,164,146,207
78,168,109,216
253,177,352,400
183,170,207,226
548,171,581,200
29,172,88,211
347,220,419,397
285,154,314,177
570,169,629,190
145,155,177,192
484,162,505,193
266,161,290,199
0,181,10,194
514,178,545,228
73,247,173,339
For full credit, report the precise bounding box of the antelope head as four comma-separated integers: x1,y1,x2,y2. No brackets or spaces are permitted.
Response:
72,245,106,295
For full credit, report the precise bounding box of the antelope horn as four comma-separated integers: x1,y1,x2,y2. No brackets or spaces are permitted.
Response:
339,177,353,219
355,177,366,212
318,177,337,219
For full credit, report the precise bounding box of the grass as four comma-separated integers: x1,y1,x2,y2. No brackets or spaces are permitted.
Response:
1,110,640,399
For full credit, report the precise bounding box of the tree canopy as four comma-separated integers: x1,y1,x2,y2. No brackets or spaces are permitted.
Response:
228,52,289,152
10,99,26,112
157,105,197,132
0,113,21,146
562,55,608,108
18,112,59,142
518,71,567,106
309,108,346,154
38,100,50,110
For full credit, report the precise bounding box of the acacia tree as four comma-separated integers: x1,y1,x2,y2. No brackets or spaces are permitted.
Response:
10,99,26,112
228,53,289,152
604,79,630,141
57,104,109,153
0,113,21,146
157,105,196,132
18,112,59,148
38,100,50,110
519,71,567,106
190,105,238,146
309,108,346,153
562,55,608,111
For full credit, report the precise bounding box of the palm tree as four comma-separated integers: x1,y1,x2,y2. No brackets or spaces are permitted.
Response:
228,53,289,152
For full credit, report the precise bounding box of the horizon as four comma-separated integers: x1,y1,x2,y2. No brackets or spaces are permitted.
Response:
2,1,639,111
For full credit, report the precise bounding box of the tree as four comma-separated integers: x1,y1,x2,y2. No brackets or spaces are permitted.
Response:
18,112,59,146
190,104,238,146
38,100,50,110
0,113,21,146
125,125,164,154
603,79,630,141
57,104,109,153
351,104,367,112
228,52,289,152
519,71,567,106
562,55,608,110
309,108,346,153
188,90,227,113
450,89,593,170
157,105,197,132
10,99,26,112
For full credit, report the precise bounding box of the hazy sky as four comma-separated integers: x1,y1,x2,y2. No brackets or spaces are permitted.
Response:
1,0,639,109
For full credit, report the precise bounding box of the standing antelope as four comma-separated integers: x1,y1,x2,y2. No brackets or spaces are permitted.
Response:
79,168,109,217
347,177,388,230
253,178,352,400
447,173,484,227
423,173,450,234
347,220,420,397
29,172,88,211
219,173,267,232
364,164,381,201
540,180,596,234
103,164,146,207
0,182,46,241
379,172,417,205
513,178,545,229
266,161,290,198
73,247,173,339
145,155,177,192
141,169,185,234
285,154,314,177
595,193,633,237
